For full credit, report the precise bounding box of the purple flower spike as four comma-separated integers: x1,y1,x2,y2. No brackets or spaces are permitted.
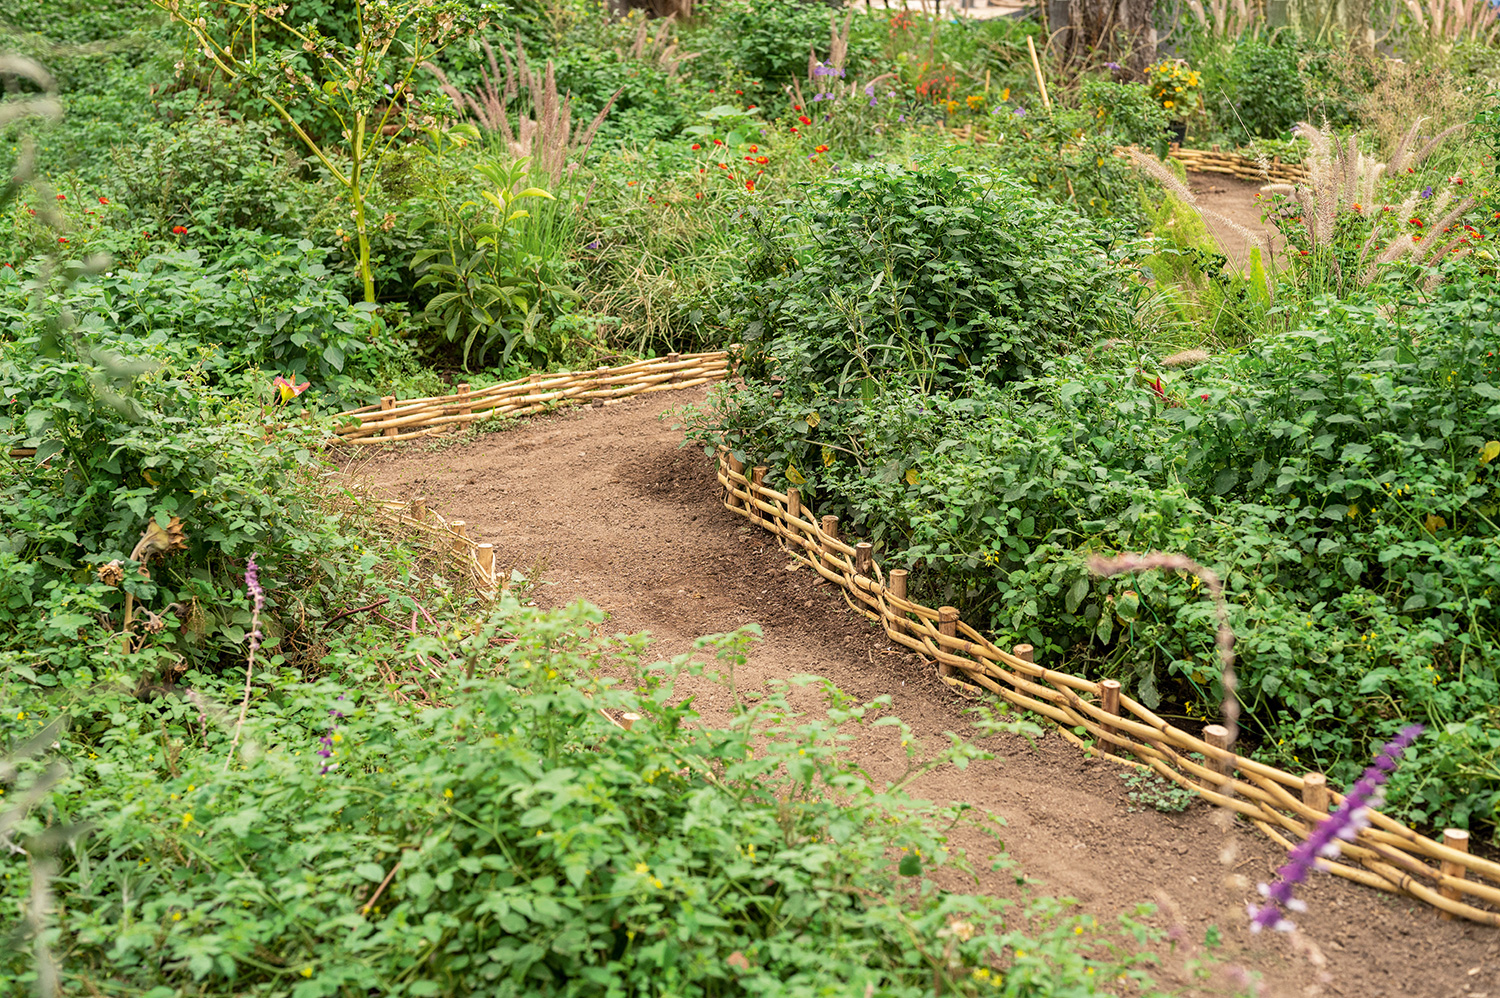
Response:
1247,724,1424,934
1105,61,1121,70
245,556,264,614
1013,107,1026,118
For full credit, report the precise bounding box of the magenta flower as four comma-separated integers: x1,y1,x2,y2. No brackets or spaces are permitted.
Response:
1248,724,1424,933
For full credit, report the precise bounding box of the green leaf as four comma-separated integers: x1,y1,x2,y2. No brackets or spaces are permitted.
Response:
898,854,922,876
1064,575,1089,614
1342,556,1364,582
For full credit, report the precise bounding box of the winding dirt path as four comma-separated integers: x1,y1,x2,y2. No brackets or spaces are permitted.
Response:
351,388,1492,997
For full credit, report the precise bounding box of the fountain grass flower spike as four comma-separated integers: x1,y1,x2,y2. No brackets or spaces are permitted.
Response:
1248,724,1424,933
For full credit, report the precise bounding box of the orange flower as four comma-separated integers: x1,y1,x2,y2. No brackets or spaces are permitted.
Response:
745,179,755,191
814,145,829,154
756,156,769,164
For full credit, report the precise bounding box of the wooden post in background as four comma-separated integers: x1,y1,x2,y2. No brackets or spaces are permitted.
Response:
450,520,468,555
1302,772,1329,816
889,568,907,601
476,542,495,582
786,486,801,522
727,453,745,509
1012,644,1034,666
1440,829,1470,920
820,516,840,574
412,496,428,522
855,542,872,579
380,396,397,438
667,352,681,382
1204,724,1231,781
750,466,767,523
457,383,472,415
938,607,959,677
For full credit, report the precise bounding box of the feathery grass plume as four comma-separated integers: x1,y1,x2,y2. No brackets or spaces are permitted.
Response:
1262,120,1473,287
1184,0,1260,41
425,35,622,187
1161,348,1210,368
1127,148,1277,300
616,14,697,80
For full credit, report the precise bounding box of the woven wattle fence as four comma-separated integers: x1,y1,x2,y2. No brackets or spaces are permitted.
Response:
715,449,1500,926
1169,147,1308,186
371,497,502,601
333,351,730,443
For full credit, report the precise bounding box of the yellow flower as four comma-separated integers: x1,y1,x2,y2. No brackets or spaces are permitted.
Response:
651,877,663,889
172,911,182,921
443,788,453,799
181,812,194,827
635,862,650,875
1164,100,1175,109
14,711,23,721
300,967,314,978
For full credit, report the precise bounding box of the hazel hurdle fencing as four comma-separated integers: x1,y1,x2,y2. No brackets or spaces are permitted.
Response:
371,497,502,601
1169,147,1309,185
716,447,1500,927
332,351,730,444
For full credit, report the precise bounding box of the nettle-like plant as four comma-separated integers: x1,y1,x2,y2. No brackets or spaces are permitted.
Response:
152,0,501,303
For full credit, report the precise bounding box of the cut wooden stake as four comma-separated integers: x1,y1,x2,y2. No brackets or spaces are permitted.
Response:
786,486,801,522
457,383,472,416
621,712,642,731
1012,644,1034,665
1204,724,1231,779
727,454,745,509
476,542,495,580
1440,829,1470,920
1101,678,1121,716
412,496,428,521
937,607,959,677
450,520,468,555
1302,772,1329,815
667,352,681,381
380,396,398,438
855,542,873,578
750,466,767,523
889,568,907,601
821,516,840,573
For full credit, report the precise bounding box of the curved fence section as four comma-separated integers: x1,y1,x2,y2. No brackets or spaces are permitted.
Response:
715,448,1499,926
333,352,730,444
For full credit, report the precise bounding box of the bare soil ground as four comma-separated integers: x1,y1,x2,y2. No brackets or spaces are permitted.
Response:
1186,170,1285,272
350,389,1495,998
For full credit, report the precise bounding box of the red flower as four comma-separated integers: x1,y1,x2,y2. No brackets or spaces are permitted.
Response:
735,90,743,95
747,105,756,110
745,179,755,191
55,193,65,201
748,144,758,153
57,237,68,244
798,115,811,125
691,143,701,150
790,127,798,134
171,225,187,234
717,163,727,169
1299,249,1309,256
1408,217,1423,227
814,144,829,154
1146,376,1167,401
98,196,109,204
713,138,724,145
793,105,802,111
695,192,703,199
273,375,311,402
627,180,637,186
756,156,769,164
1200,393,1210,401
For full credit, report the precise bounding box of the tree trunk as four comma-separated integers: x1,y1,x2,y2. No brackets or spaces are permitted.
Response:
1057,0,1157,74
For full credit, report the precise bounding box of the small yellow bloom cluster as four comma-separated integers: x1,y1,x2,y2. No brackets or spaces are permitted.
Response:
1144,61,1201,112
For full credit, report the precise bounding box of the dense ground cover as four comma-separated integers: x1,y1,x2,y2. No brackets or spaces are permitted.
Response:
2,0,1499,992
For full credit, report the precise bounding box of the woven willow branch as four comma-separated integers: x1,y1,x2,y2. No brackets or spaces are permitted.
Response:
716,449,1499,926
332,351,730,443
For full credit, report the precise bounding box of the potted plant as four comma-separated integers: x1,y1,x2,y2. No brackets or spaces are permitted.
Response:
1144,59,1202,146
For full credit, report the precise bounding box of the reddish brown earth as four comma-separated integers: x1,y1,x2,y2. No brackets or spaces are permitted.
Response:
349,388,1495,998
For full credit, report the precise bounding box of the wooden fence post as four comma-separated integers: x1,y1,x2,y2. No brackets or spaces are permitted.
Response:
938,607,959,677
820,516,840,574
380,396,397,438
1204,724,1231,781
1440,829,1470,920
1302,772,1329,816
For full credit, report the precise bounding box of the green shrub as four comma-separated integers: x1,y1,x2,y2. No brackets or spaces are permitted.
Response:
686,270,1500,839
0,608,1161,996
719,161,1138,395
708,0,849,86
1202,37,1306,144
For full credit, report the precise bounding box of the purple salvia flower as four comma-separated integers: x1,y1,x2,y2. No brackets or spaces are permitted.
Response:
245,554,264,654
1247,724,1424,933
1013,107,1026,118
812,93,823,102
1421,186,1433,198
864,83,875,96
245,555,264,614
586,240,600,250
1105,61,1121,70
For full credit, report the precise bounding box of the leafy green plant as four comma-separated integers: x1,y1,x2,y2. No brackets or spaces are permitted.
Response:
0,604,1167,996
1118,768,1200,813
152,0,500,302
717,160,1137,396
